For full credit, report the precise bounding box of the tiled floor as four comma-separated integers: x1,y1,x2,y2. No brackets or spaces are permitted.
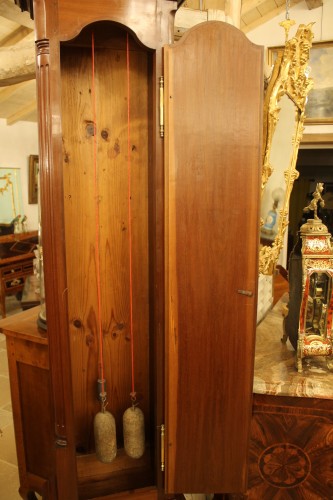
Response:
0,296,24,499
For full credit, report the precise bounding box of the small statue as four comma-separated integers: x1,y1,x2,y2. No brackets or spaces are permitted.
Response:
303,182,325,220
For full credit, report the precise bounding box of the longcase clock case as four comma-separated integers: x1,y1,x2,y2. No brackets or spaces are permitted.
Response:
29,0,263,497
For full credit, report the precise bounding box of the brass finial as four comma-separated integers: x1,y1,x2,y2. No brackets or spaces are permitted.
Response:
303,183,325,220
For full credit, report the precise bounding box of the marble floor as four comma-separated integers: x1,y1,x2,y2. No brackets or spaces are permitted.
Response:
0,295,23,499
254,292,333,399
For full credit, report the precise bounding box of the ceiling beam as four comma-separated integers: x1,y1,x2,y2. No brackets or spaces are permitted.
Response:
241,0,268,16
182,1,225,8
0,25,33,46
0,41,35,86
0,79,33,103
305,0,323,9
242,0,304,33
6,98,36,125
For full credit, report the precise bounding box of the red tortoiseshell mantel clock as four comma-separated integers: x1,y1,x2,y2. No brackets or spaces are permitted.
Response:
297,183,333,372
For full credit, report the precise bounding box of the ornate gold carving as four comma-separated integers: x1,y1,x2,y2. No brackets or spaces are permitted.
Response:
259,23,314,275
301,220,329,235
305,238,330,253
285,23,314,110
303,338,332,357
305,259,332,270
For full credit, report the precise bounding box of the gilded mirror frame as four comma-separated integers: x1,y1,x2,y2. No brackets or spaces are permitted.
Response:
259,23,314,275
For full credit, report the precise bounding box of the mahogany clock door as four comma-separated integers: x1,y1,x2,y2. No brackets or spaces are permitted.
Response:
164,21,263,494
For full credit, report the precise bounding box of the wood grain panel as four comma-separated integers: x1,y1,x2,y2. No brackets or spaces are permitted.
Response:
18,362,54,478
2,323,56,499
77,448,153,498
84,486,159,500
247,394,333,499
57,0,177,47
61,32,151,453
164,21,263,493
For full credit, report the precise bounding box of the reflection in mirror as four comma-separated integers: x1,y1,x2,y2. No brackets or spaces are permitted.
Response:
260,94,296,242
298,264,333,372
0,168,24,235
259,23,314,275
305,271,331,336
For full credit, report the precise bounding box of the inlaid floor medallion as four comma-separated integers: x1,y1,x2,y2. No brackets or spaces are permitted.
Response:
259,443,311,488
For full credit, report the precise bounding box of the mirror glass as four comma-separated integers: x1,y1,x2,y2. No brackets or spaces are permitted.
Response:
260,95,296,243
259,23,314,275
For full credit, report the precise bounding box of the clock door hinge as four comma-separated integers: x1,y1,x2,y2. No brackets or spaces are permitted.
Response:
159,76,164,138
160,423,165,471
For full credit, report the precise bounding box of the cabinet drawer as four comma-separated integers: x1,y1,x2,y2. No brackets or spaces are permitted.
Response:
1,265,23,276
4,276,25,290
22,263,33,273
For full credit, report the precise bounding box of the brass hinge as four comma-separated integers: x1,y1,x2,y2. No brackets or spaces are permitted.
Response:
160,423,165,471
159,76,164,138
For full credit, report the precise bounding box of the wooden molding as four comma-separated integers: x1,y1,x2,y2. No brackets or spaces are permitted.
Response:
6,98,36,125
301,133,333,145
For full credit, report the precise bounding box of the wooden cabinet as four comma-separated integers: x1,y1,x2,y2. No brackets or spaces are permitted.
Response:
0,258,33,313
0,307,55,499
9,1,263,498
0,231,38,317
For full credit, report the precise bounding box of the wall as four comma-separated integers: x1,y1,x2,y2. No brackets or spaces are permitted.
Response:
0,118,39,230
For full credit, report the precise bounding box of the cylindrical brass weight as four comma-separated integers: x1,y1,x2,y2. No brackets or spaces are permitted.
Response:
123,406,145,459
94,410,117,463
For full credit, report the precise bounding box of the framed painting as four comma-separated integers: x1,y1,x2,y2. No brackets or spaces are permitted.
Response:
268,41,333,125
28,154,39,204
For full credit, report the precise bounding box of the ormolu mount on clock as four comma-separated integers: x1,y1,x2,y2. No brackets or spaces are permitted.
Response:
284,183,333,372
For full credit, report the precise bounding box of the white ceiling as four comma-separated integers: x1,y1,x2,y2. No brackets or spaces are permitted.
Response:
0,0,322,125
